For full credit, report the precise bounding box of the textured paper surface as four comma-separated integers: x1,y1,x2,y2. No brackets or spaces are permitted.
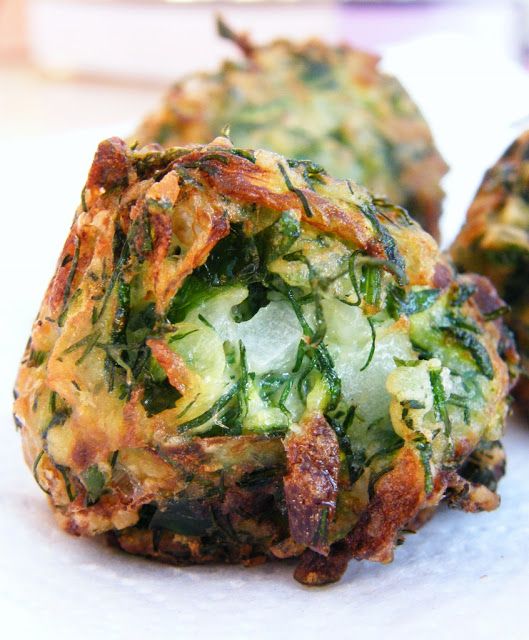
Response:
2,35,529,639
2,419,529,639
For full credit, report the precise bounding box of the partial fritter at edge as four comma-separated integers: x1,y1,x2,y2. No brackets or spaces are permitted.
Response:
451,131,529,412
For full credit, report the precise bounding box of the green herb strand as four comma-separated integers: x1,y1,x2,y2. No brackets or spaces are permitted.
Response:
441,326,494,380
178,383,240,433
278,162,314,218
483,306,510,321
360,317,376,372
414,436,434,494
81,465,106,506
429,369,451,437
345,251,362,305
33,450,51,496
238,341,250,421
56,464,76,502
62,235,80,311
347,182,407,285
362,264,382,307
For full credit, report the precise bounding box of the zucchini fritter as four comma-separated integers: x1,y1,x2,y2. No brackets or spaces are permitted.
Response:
14,136,515,584
134,21,447,239
451,131,529,409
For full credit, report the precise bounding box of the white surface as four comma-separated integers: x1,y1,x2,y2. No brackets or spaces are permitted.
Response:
27,1,336,81
2,35,529,640
26,1,519,84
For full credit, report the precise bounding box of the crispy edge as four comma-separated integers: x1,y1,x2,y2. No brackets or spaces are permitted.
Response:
294,447,425,585
283,413,340,555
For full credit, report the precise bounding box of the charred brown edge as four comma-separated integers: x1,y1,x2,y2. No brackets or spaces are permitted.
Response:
283,414,340,555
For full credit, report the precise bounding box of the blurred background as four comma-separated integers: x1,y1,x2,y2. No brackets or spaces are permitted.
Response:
1,0,529,141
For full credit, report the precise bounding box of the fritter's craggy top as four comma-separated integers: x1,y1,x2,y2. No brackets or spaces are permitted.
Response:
15,137,516,585
134,21,447,239
451,131,529,409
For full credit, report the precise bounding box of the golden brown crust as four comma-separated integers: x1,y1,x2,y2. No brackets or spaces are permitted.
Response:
348,447,425,563
168,147,439,287
445,472,500,513
147,338,190,395
293,542,350,586
175,150,379,257
86,137,132,191
293,448,432,585
283,414,340,555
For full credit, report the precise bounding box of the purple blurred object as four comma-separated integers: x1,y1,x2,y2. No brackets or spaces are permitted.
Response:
337,1,519,60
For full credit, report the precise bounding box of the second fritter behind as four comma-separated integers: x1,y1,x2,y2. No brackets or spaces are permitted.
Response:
134,20,447,239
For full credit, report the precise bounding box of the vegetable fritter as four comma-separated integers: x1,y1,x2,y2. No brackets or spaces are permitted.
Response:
14,136,516,585
134,20,447,239
451,131,529,410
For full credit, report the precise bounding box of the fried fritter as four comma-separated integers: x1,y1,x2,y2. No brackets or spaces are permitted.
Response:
14,136,515,585
134,20,447,239
451,131,529,409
